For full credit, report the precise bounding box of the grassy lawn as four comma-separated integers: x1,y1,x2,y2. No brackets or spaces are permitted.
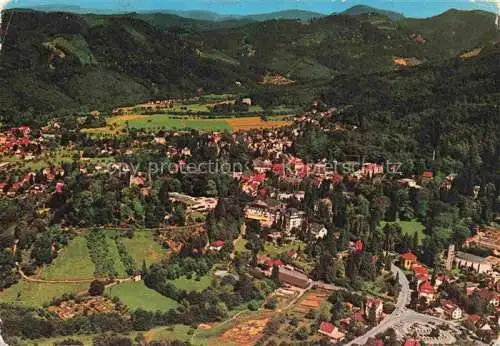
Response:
106,236,129,278
270,105,298,113
120,115,232,131
248,105,264,112
25,326,205,346
263,240,304,258
146,325,201,344
171,274,212,292
234,238,248,253
42,236,95,280
200,93,235,101
23,331,143,346
169,103,212,113
122,231,168,266
381,219,426,244
21,334,97,346
106,281,179,312
0,280,88,308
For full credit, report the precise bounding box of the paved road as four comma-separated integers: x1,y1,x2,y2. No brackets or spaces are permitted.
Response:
346,264,458,345
0,318,6,346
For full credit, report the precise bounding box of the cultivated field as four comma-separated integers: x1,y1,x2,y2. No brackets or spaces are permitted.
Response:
226,117,291,131
83,114,292,135
217,316,270,346
293,289,330,313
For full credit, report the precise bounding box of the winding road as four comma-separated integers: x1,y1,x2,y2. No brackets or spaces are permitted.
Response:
346,264,459,345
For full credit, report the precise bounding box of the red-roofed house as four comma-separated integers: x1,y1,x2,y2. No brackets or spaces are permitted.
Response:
265,259,284,269
418,281,436,302
353,311,365,323
441,300,462,320
435,274,451,288
55,181,65,193
271,163,285,176
130,175,146,187
366,338,384,346
404,339,421,346
362,163,384,177
354,239,364,253
477,289,499,306
318,322,345,341
422,171,433,179
412,264,429,284
209,240,225,251
319,321,334,334
401,251,417,270
468,314,481,325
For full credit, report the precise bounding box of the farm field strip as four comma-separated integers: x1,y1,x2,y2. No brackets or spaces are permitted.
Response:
83,114,292,134
41,236,95,280
86,231,128,278
0,280,88,308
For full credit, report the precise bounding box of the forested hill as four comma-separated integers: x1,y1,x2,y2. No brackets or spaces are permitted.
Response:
188,9,499,82
0,8,498,125
342,5,405,21
0,10,256,125
292,43,499,197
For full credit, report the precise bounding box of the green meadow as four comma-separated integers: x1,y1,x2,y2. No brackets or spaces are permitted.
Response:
380,219,426,245
121,231,169,266
0,280,88,308
41,236,95,280
105,281,179,312
119,115,232,131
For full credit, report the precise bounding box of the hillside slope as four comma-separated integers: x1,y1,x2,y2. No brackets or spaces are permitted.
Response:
0,8,498,125
0,10,255,124
188,9,499,81
342,5,405,21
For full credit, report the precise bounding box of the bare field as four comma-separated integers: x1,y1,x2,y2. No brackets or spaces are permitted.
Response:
226,117,292,131
216,317,270,346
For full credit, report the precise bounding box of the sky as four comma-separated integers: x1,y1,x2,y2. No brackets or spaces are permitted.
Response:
4,0,500,18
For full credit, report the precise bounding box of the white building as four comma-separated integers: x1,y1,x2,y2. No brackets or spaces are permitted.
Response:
441,300,462,320
284,208,306,234
454,251,492,274
310,223,328,240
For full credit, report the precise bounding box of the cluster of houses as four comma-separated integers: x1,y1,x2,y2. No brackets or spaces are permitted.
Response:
317,296,386,343
0,166,65,197
236,155,392,196
0,125,39,161
401,248,500,336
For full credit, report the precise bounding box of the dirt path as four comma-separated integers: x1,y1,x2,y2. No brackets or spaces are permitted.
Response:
17,265,131,285
230,223,247,261
189,283,311,344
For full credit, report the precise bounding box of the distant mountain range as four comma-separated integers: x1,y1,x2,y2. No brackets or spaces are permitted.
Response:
18,4,402,22
342,5,405,21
